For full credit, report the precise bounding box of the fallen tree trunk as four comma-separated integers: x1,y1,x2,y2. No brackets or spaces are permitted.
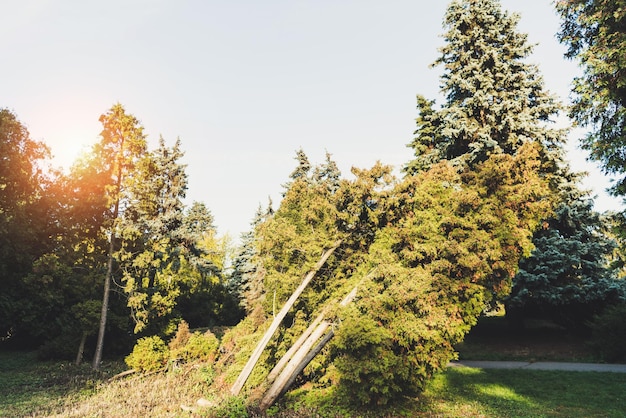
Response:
259,286,358,410
230,240,342,396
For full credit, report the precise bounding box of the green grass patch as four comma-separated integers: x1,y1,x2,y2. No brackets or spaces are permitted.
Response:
419,367,626,418
0,350,123,417
2,349,625,417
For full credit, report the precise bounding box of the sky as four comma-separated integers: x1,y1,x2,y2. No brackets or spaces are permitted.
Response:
2,0,623,240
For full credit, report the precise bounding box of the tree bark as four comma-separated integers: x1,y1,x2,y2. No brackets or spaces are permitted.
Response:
92,233,116,370
230,240,341,396
75,332,87,366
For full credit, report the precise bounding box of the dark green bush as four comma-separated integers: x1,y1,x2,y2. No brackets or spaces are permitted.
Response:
588,303,626,362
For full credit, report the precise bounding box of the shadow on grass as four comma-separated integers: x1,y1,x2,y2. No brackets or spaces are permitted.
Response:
0,350,123,417
421,367,626,417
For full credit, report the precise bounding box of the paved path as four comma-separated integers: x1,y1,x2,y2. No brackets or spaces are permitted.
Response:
450,360,626,373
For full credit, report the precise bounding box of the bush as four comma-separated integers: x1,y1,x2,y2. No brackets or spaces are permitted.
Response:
168,320,192,352
588,303,626,362
169,321,219,364
176,331,219,363
125,336,169,372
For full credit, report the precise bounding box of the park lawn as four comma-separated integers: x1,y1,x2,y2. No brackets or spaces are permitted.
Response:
1,349,624,417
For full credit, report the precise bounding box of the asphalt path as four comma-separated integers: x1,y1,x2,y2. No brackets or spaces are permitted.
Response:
450,360,626,373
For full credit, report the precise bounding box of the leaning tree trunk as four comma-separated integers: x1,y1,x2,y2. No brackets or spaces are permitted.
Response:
259,286,358,411
230,240,342,396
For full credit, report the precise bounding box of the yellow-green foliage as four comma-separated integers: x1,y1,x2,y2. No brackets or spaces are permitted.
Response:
125,336,169,372
169,320,220,364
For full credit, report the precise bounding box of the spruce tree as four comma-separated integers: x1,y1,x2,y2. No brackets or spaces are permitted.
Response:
119,137,189,334
507,175,622,329
405,0,564,175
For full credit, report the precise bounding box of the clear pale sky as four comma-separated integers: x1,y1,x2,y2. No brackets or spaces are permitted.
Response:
2,0,622,240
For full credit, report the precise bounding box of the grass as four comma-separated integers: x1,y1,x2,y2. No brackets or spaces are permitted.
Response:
2,349,625,417
418,367,626,418
0,350,125,418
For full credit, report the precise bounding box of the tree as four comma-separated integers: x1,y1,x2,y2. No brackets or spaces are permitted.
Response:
229,206,268,314
556,0,626,195
0,109,59,346
507,177,623,329
92,103,148,370
118,137,189,335
334,144,550,405
405,0,564,176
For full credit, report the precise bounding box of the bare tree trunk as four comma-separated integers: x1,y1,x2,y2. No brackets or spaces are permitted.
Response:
230,240,341,396
92,234,116,370
75,332,87,366
259,286,358,410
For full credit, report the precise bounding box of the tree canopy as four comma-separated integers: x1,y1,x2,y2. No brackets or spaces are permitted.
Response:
556,0,626,195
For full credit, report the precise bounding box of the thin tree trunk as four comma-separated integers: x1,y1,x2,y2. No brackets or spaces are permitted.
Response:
92,233,116,370
75,332,87,366
230,240,341,396
259,286,358,410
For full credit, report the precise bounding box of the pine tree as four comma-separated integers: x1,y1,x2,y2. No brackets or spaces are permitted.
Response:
405,0,564,175
229,206,267,313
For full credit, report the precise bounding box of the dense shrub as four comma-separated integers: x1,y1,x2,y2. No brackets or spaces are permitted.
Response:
168,321,220,364
588,304,626,362
125,336,169,372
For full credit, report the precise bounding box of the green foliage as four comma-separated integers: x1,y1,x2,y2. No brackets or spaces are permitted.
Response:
211,396,249,418
178,331,219,364
331,146,549,405
507,184,624,329
588,303,626,362
0,108,60,347
125,336,169,372
556,0,626,196
168,321,220,364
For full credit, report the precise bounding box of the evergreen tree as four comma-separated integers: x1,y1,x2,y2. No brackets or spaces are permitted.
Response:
92,103,148,369
507,177,624,328
556,0,626,195
229,206,267,314
119,137,189,334
405,0,564,175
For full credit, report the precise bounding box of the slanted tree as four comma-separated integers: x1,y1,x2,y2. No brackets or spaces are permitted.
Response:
333,143,550,405
92,103,148,370
556,0,626,195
